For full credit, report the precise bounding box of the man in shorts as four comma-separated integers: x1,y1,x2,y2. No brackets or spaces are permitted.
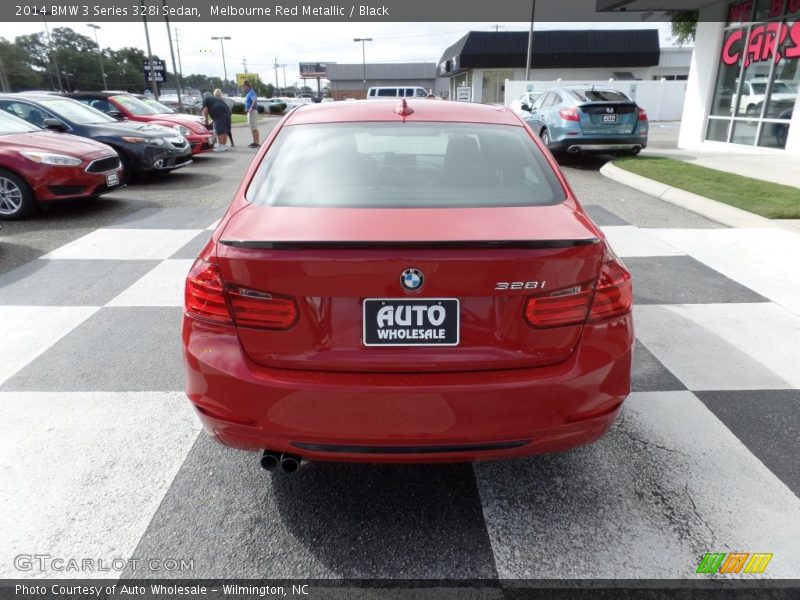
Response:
201,91,232,152
243,80,259,148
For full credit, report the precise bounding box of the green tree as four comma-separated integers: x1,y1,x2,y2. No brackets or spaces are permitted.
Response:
667,11,699,45
0,37,45,91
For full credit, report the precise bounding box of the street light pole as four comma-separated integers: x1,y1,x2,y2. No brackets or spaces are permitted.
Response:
353,37,372,97
86,24,107,90
42,10,63,92
211,36,231,88
140,0,158,98
524,0,536,81
162,0,182,110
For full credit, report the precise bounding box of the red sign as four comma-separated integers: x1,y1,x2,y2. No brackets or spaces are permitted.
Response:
722,21,800,67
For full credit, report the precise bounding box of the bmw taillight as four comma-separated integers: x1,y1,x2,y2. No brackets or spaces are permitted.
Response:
524,248,632,328
524,285,593,328
228,288,298,330
185,258,232,324
559,107,580,121
588,248,632,323
638,108,648,121
185,259,299,330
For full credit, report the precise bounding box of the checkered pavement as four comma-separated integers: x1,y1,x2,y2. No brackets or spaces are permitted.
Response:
1,203,799,580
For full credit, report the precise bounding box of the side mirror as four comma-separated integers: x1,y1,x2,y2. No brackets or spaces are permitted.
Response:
43,118,67,132
520,103,531,112
108,110,124,120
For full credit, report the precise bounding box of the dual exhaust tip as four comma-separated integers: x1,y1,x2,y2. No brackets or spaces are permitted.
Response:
260,450,301,474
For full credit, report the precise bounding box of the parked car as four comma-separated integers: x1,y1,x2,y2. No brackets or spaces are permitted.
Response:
367,86,429,99
509,91,543,117
523,85,649,156
0,94,192,181
183,99,633,473
0,109,123,219
66,92,214,155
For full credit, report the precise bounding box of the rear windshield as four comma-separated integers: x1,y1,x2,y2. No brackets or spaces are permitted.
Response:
571,89,631,102
247,122,564,208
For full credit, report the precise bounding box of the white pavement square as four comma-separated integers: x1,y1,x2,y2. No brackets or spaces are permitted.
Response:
43,229,204,261
635,303,800,390
475,391,800,578
599,226,686,257
650,228,800,316
0,392,200,579
0,306,98,386
106,260,194,307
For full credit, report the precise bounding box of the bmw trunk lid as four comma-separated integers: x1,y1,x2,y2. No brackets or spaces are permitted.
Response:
213,203,606,373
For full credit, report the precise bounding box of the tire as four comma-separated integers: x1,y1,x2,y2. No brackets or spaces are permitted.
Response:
0,169,36,220
540,128,551,148
116,151,135,184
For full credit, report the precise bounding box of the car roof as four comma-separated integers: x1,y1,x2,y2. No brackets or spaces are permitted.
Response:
66,91,118,98
0,93,69,103
284,99,522,126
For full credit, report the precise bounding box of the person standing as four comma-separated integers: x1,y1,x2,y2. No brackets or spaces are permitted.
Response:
243,80,260,148
201,91,232,152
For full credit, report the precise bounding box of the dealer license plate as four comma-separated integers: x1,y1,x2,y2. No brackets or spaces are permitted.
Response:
363,298,459,347
602,114,618,123
106,172,120,187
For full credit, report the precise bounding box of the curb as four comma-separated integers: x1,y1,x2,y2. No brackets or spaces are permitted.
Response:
599,161,773,229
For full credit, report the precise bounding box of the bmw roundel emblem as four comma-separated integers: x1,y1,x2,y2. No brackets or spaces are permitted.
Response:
400,268,424,292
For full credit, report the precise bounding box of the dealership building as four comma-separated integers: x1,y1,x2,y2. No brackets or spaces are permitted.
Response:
326,63,449,100
600,0,800,155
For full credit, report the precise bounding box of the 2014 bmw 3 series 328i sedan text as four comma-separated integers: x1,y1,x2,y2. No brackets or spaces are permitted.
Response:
183,99,633,474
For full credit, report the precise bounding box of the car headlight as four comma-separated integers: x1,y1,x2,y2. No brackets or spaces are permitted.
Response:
122,135,165,146
148,137,166,146
20,151,82,166
173,125,191,136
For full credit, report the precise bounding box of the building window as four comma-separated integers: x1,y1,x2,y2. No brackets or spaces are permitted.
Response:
706,0,799,149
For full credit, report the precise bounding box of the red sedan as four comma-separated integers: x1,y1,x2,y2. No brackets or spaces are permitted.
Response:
183,99,633,473
0,110,123,219
67,92,214,155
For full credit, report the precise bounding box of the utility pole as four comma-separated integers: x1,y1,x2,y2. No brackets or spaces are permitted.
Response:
242,57,248,73
211,36,231,88
140,0,158,98
273,58,279,96
174,28,184,81
281,64,287,94
525,0,536,80
162,0,182,109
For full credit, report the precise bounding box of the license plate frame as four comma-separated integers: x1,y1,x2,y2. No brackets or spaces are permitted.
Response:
363,298,460,347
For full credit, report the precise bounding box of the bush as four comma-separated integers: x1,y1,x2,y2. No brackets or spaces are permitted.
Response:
267,101,286,114
230,103,245,114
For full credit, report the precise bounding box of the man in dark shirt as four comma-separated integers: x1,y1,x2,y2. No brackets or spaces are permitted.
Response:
201,92,232,152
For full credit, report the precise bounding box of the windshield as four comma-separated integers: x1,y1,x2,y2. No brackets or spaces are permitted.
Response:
571,89,631,102
0,109,42,134
39,98,115,124
142,98,175,113
247,122,564,208
772,82,796,94
112,95,160,116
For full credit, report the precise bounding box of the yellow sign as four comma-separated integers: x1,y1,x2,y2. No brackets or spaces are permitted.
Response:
236,73,260,86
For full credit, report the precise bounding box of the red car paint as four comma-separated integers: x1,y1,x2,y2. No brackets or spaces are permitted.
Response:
0,129,123,202
68,93,214,155
182,99,634,464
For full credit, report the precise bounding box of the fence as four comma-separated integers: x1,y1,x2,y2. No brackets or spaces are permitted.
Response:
504,79,687,122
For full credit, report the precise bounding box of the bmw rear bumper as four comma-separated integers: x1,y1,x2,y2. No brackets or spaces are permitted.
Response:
182,313,633,463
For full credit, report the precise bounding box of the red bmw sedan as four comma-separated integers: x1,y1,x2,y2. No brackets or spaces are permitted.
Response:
183,99,633,473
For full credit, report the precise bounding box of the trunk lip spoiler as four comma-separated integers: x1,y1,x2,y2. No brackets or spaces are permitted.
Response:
218,239,601,250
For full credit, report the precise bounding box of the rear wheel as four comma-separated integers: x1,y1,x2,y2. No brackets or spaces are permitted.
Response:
540,128,551,148
0,169,36,220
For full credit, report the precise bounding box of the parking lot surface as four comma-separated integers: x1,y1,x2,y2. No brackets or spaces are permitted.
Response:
1,135,799,579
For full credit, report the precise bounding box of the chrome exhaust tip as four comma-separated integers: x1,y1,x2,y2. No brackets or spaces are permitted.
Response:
259,450,280,471
279,453,302,474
